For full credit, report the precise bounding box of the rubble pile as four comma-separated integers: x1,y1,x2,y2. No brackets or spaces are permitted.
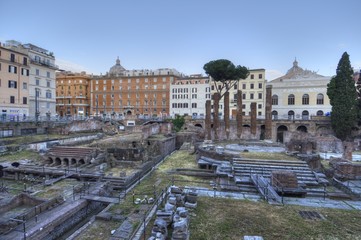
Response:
148,186,198,240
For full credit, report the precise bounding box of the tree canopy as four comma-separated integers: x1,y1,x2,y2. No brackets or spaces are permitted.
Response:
327,52,358,141
203,59,249,97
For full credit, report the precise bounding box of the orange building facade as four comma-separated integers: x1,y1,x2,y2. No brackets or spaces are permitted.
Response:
90,58,181,118
56,71,91,117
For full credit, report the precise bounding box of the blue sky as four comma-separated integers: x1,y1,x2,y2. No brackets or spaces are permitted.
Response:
1,0,360,80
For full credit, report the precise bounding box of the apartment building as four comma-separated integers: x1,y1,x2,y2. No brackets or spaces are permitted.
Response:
210,69,266,118
0,41,30,120
91,58,181,118
170,74,211,118
23,43,57,118
267,60,331,120
56,71,91,117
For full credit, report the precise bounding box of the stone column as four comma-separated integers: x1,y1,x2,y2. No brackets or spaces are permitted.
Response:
236,90,243,138
265,85,272,139
205,100,212,140
250,102,257,135
224,92,230,139
343,141,353,160
213,93,220,141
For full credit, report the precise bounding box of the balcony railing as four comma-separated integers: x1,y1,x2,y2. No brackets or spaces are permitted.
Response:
30,58,58,69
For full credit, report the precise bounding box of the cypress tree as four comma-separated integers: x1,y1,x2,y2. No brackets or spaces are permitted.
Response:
327,52,357,141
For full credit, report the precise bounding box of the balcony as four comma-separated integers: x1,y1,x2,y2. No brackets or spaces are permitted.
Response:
72,103,90,106
56,96,72,99
75,96,86,99
30,58,58,69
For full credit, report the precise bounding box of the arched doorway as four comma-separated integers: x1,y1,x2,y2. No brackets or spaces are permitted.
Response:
316,110,324,116
302,110,309,120
55,158,61,166
71,158,77,165
79,159,85,165
288,111,295,120
126,110,132,115
272,110,278,120
277,125,288,143
63,158,69,166
296,125,308,132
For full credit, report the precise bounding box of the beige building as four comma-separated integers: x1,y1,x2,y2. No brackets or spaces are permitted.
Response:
0,41,30,120
267,60,331,120
211,69,266,119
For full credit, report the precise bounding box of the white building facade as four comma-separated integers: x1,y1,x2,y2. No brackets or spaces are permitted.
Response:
267,60,331,120
170,75,211,118
24,44,57,118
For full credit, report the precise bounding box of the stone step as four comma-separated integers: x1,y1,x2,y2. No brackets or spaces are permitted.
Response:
233,158,308,166
234,167,314,175
233,163,310,171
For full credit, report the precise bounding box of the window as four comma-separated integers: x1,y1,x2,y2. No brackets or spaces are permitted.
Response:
23,57,28,65
250,83,254,89
47,81,51,88
8,80,17,88
250,74,254,79
8,65,17,73
234,84,237,90
23,82,27,89
10,54,15,62
47,71,50,78
288,94,295,105
250,93,254,99
272,95,278,105
46,91,52,98
242,83,246,89
36,69,40,76
10,96,15,103
258,104,262,109
302,94,309,105
23,97,27,104
192,103,197,108
211,85,214,90
317,110,324,116
21,68,27,76
302,110,309,120
258,93,262,99
258,83,262,88
36,79,40,86
35,89,40,97
317,93,324,104
259,74,263,79
242,104,246,109
242,93,246,99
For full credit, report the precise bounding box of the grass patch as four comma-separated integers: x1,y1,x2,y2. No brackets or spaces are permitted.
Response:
76,220,120,240
0,150,42,163
191,197,361,240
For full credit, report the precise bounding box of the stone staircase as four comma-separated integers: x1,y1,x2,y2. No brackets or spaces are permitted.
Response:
232,158,324,197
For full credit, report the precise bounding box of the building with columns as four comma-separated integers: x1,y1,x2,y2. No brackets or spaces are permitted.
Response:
170,74,211,118
56,71,91,117
267,59,331,120
0,41,30,120
90,58,182,118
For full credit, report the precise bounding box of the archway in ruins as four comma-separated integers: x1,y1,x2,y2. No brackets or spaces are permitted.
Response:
46,157,53,165
296,125,308,133
127,110,132,115
55,158,61,166
260,125,265,140
277,125,288,143
194,123,203,128
63,158,69,166
79,159,85,165
71,158,77,165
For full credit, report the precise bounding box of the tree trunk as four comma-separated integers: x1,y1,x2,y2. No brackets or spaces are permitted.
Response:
213,92,220,141
236,90,243,138
224,92,230,139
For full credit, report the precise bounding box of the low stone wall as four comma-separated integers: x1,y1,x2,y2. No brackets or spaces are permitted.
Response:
330,159,361,179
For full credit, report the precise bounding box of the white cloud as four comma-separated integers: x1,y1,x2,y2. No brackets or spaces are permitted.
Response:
266,69,284,81
56,59,93,74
